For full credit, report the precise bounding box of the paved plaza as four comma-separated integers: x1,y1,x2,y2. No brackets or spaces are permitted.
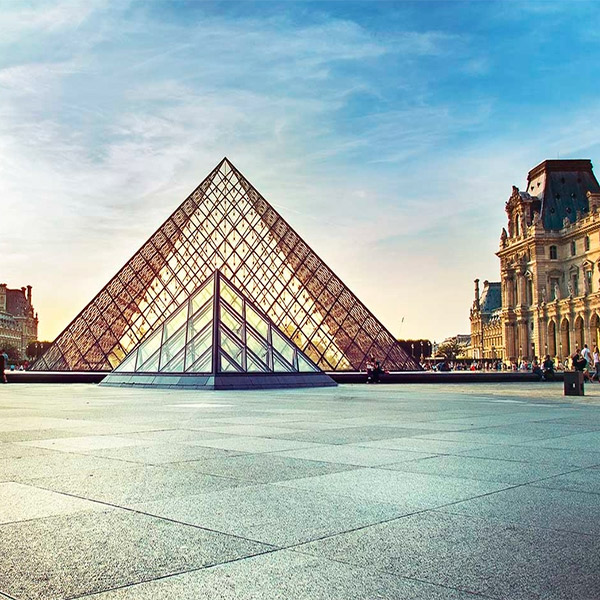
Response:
1,382,600,599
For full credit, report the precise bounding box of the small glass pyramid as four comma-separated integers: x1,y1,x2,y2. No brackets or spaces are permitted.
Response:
100,270,337,389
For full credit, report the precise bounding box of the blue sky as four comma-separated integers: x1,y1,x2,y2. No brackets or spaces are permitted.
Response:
1,0,600,342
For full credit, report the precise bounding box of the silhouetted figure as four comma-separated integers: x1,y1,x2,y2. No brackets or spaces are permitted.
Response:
0,350,7,384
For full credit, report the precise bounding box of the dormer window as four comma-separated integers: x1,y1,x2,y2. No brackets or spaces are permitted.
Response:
550,245,558,260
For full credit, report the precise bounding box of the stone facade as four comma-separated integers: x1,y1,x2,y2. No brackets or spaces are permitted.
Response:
0,284,38,358
471,159,600,363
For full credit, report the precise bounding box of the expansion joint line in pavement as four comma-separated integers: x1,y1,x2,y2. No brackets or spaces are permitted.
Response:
65,548,283,600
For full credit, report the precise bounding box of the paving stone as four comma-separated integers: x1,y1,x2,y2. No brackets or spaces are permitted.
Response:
520,430,600,451
272,444,436,467
444,484,600,535
0,509,271,600
186,436,324,453
18,435,149,453
267,425,441,445
530,466,600,495
0,482,106,524
132,483,405,546
381,454,577,485
26,464,249,506
355,437,489,454
297,511,600,600
457,444,600,467
186,453,358,483
75,442,245,465
84,549,480,600
276,466,509,508
0,453,136,483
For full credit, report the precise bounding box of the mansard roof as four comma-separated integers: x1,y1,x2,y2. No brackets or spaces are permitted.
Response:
480,281,501,313
526,159,600,231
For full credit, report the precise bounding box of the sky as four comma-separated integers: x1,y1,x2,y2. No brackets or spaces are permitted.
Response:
2,0,600,344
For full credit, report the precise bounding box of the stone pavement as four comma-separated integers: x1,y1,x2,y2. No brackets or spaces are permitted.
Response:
1,382,600,599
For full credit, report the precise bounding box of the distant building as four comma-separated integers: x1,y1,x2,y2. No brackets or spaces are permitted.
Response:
0,284,38,358
471,159,600,363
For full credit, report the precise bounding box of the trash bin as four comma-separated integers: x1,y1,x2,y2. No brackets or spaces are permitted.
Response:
564,371,584,396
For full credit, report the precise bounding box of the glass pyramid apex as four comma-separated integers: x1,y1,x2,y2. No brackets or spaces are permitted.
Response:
34,158,420,373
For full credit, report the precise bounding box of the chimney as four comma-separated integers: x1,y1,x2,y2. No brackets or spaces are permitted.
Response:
27,285,32,305
474,279,480,306
0,284,6,313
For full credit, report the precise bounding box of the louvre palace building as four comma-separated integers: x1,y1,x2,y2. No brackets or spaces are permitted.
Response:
0,284,38,358
470,159,600,364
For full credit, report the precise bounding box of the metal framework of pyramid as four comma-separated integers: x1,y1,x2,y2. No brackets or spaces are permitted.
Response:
101,270,336,389
33,158,420,372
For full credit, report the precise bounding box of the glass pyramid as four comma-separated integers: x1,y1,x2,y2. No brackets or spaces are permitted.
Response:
33,158,420,372
101,271,337,389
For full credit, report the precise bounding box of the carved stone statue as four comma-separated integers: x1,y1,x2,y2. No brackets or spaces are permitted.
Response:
500,228,508,247
532,211,541,225
541,287,546,303
554,283,561,301
563,217,570,229
567,281,574,298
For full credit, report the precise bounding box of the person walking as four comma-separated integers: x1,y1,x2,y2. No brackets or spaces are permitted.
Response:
0,350,7,384
593,346,600,383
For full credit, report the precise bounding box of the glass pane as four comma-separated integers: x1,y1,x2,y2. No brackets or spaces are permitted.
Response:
273,353,293,372
246,305,268,339
191,277,214,315
160,348,186,373
298,353,318,372
187,347,213,373
188,300,213,340
138,328,162,366
220,280,243,315
272,329,295,365
138,349,160,372
164,304,188,341
220,303,243,340
220,329,244,368
115,350,137,373
247,331,269,365
185,325,212,369
247,353,268,373
220,351,242,372
159,326,186,369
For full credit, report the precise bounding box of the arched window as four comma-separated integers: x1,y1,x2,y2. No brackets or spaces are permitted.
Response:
515,217,520,237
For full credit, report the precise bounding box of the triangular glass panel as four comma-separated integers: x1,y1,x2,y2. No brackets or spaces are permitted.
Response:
247,352,269,373
137,348,160,373
220,280,243,316
272,329,295,366
191,277,214,315
247,330,269,367
220,302,244,341
298,353,319,372
246,305,268,339
160,346,186,373
114,349,137,372
220,351,242,372
187,347,213,373
159,326,186,369
185,324,212,369
137,328,162,367
219,328,244,370
164,304,188,341
188,300,212,340
273,353,294,373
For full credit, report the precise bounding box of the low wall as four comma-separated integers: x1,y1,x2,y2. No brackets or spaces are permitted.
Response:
4,370,562,384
